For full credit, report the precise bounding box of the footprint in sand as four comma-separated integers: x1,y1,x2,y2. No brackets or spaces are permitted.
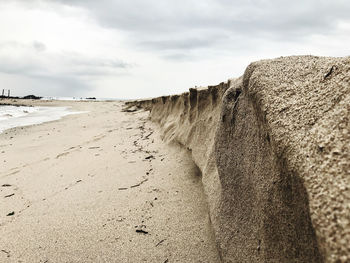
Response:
56,152,70,159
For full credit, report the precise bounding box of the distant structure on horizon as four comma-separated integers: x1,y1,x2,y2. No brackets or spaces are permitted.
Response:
1,89,10,97
0,90,42,100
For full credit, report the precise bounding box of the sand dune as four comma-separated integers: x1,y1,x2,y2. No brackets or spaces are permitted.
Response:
128,55,350,262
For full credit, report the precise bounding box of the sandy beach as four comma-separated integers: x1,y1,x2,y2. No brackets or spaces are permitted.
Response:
1,56,349,263
0,100,220,262
0,0,349,260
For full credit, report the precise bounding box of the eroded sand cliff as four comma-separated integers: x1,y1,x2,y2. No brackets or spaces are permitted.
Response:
128,56,350,262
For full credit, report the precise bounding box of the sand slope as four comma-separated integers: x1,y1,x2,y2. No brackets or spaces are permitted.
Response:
129,56,350,262
0,100,220,262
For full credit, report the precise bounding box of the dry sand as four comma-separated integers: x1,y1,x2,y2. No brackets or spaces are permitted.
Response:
0,100,220,262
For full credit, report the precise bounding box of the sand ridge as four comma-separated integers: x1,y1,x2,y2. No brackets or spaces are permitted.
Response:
130,55,350,262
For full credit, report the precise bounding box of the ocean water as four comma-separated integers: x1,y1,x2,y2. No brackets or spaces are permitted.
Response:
41,96,120,101
0,105,84,133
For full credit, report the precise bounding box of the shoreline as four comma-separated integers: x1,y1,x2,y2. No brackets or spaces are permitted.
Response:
0,103,86,134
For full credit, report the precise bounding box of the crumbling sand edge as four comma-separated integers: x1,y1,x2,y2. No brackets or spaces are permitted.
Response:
126,55,350,262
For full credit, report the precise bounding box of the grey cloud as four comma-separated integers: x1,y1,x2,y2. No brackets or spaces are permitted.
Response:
3,72,92,97
0,41,46,52
0,59,90,97
162,53,196,62
0,41,131,96
50,0,350,54
0,41,131,77
33,41,46,52
33,74,92,97
140,36,220,51
65,53,130,69
5,0,350,98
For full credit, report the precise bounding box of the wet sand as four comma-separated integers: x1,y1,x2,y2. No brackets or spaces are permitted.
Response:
0,100,220,262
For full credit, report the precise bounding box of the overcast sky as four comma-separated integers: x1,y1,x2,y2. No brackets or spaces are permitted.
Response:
0,0,349,99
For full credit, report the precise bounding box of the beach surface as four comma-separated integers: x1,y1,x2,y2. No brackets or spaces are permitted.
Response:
0,100,219,262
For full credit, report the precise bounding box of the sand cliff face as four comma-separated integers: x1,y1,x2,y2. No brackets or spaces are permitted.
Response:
128,56,350,262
